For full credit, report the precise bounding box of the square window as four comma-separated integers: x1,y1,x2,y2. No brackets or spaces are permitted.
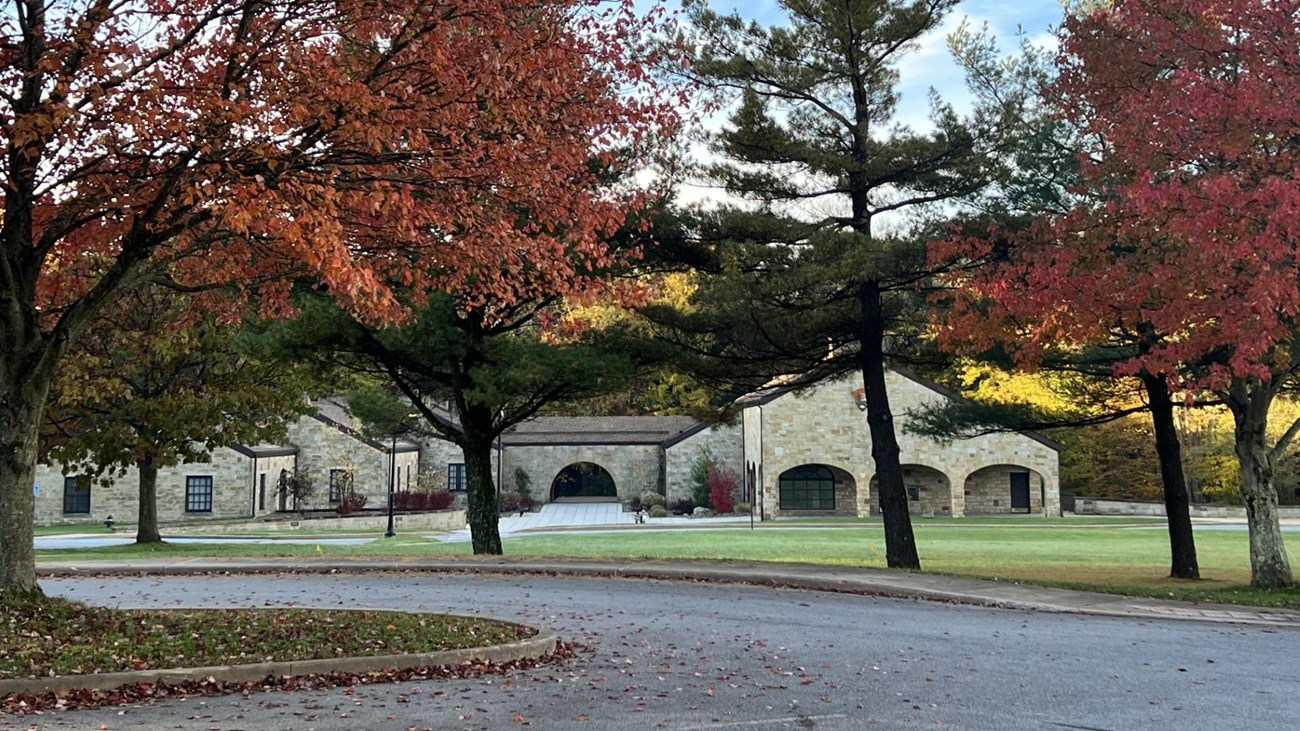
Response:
185,476,214,513
906,485,920,501
448,463,467,492
62,476,90,515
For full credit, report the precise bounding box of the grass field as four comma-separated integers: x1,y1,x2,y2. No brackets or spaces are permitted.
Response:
35,521,1300,609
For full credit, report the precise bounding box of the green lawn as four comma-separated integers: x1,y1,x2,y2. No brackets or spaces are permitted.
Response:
33,524,113,536
35,522,1300,609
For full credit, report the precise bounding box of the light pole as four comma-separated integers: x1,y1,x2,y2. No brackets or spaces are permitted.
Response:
385,433,397,538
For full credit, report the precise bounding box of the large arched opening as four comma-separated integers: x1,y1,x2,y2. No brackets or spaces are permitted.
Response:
869,464,953,516
776,464,856,514
963,465,1047,514
550,462,618,501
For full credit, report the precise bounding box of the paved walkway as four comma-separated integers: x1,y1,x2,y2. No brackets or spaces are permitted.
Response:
35,555,1300,630
438,501,751,542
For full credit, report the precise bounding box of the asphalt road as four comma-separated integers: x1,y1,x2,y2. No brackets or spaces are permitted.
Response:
9,573,1300,730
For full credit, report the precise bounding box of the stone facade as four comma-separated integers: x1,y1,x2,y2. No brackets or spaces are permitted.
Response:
745,370,1060,518
33,369,1060,527
286,414,419,511
662,423,743,502
502,444,662,502
33,446,260,526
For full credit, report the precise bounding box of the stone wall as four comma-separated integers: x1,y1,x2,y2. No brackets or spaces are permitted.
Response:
663,423,743,502
286,415,414,510
1074,497,1300,519
747,371,1061,518
869,465,953,516
501,444,661,503
34,447,256,525
252,454,298,515
963,466,1045,515
167,508,466,533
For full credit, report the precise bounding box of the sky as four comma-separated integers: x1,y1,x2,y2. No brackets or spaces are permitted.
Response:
639,0,1070,208
683,0,1066,123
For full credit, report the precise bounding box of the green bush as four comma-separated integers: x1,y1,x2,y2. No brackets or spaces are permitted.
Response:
640,491,667,508
690,447,716,508
648,505,668,518
735,501,752,514
513,467,533,500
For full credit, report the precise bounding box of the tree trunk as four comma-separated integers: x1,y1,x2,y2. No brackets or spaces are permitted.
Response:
1139,372,1198,579
857,281,919,570
136,455,162,544
463,439,502,555
1227,379,1293,589
0,380,49,599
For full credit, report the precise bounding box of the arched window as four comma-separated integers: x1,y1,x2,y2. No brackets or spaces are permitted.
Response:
779,465,835,510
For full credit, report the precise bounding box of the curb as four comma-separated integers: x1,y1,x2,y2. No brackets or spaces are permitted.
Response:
0,612,557,697
36,559,1300,630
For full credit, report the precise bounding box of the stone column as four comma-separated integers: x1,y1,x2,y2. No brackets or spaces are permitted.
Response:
948,470,966,517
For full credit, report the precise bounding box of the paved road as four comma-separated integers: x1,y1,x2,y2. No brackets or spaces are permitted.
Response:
12,573,1300,731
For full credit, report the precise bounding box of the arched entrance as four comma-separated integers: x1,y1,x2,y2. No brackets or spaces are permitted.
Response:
551,462,618,501
776,464,856,514
963,465,1046,514
869,464,952,516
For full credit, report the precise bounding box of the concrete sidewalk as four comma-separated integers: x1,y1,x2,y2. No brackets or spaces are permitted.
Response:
36,555,1300,630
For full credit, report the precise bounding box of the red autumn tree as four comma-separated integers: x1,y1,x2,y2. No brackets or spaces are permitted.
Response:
942,0,1299,588
0,0,680,598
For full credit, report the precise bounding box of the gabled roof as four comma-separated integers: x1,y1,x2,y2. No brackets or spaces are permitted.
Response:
228,442,300,458
310,400,421,453
501,415,701,447
736,366,1063,452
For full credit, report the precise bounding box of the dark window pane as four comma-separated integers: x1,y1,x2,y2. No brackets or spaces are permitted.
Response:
448,463,466,491
185,476,214,513
62,476,90,514
779,465,834,510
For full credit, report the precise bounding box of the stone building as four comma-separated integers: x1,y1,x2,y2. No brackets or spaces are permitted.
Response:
33,443,297,526
499,416,703,501
286,400,420,512
33,401,419,527
740,369,1060,518
34,368,1059,526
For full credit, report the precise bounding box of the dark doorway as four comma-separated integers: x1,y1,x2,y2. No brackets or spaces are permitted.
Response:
1010,472,1031,512
551,462,617,500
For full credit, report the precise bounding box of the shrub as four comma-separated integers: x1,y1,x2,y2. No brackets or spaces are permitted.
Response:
391,489,454,511
690,447,716,508
708,465,741,514
428,488,455,510
335,492,368,515
648,505,668,518
518,496,536,512
513,467,533,501
670,498,695,516
639,491,666,508
735,501,752,514
629,496,643,512
498,492,522,513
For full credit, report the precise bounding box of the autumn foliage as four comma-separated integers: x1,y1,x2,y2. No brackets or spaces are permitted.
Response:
0,0,683,593
940,0,1300,387
937,0,1300,588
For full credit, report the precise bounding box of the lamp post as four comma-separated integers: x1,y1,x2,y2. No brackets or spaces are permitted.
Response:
385,433,397,538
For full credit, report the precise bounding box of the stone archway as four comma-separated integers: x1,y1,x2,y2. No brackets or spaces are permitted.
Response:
869,464,952,517
963,465,1047,514
551,462,618,501
774,464,857,515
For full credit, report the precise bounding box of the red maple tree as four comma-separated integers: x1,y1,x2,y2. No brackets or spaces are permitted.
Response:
940,0,1299,588
0,0,682,596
